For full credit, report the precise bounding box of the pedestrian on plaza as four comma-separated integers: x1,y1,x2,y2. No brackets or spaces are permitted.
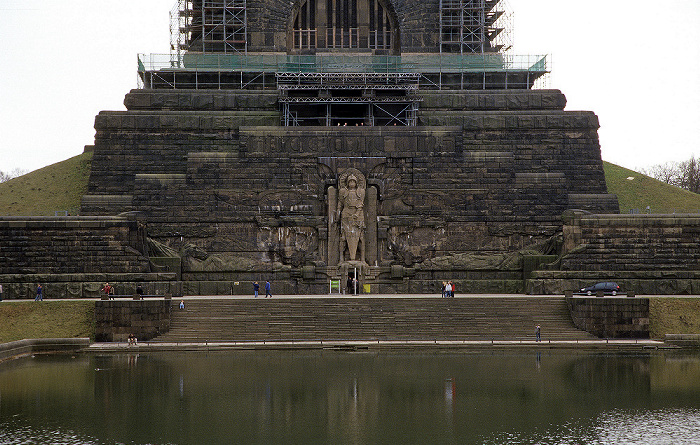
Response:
347,276,353,295
535,325,541,342
0,283,3,301
441,281,446,298
136,284,144,299
444,281,452,299
35,284,43,301
449,281,455,298
253,281,260,298
102,283,113,300
179,300,185,310
265,280,273,298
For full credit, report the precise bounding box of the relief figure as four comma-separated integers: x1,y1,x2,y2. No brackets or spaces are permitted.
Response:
336,170,366,262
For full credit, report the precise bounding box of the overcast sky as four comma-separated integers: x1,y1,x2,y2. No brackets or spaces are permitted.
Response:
1,0,699,173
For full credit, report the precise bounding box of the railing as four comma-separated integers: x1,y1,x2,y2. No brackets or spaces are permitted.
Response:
138,53,549,74
369,30,391,50
293,29,317,49
325,28,360,49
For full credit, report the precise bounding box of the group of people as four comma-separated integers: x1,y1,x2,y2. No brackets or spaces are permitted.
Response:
253,280,273,298
441,281,456,298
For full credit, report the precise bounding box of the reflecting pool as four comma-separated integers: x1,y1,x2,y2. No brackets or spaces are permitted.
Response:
1,349,700,444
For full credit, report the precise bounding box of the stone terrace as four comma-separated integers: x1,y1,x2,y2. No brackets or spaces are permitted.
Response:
153,296,595,343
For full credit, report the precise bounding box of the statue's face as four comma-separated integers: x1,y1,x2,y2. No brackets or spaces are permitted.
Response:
348,178,357,189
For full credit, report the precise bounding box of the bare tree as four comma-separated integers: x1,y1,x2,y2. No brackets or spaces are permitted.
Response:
643,156,700,194
641,162,678,184
0,168,27,183
677,157,700,194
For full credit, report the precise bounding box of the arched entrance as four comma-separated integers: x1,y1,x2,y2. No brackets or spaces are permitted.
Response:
289,0,399,54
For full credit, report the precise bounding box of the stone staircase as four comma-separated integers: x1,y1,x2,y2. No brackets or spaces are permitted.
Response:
153,297,595,343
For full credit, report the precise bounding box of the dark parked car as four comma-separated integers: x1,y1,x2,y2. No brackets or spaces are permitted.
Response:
577,282,621,296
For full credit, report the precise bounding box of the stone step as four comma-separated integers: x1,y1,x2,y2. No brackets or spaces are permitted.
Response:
153,297,594,343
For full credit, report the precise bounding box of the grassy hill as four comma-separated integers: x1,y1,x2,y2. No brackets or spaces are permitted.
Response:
0,300,95,343
0,152,92,216
604,162,700,214
1,154,700,216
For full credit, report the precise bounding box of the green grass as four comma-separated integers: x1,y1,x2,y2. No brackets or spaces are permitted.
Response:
649,298,700,339
0,300,95,343
604,161,700,214
0,152,92,216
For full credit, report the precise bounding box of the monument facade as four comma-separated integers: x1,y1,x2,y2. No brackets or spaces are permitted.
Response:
77,0,619,294
4,1,700,299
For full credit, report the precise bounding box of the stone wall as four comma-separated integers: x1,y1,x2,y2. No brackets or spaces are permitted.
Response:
528,214,700,295
567,297,649,339
0,216,149,275
94,300,171,342
0,273,181,301
77,87,619,293
0,338,90,363
83,89,615,258
0,216,183,299
561,214,700,271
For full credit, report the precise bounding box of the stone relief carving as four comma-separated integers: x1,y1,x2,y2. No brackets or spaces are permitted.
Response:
336,169,366,262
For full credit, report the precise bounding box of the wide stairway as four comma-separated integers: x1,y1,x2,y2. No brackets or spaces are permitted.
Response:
152,297,595,343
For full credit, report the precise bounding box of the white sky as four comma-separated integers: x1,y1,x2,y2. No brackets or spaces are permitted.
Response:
1,0,699,173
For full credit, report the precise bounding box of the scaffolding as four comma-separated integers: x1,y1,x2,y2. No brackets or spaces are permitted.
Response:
278,72,421,127
439,0,512,54
138,52,547,90
172,0,247,55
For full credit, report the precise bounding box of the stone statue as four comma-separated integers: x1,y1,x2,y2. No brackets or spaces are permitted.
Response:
336,169,366,262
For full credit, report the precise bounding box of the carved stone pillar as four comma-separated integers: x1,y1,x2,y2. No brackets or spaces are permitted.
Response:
328,186,339,266
365,185,377,266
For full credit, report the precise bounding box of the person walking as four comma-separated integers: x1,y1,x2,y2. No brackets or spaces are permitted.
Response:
535,325,541,342
253,281,260,298
265,280,272,298
444,281,452,299
35,284,43,301
136,284,144,299
449,281,455,298
441,281,446,298
102,283,113,300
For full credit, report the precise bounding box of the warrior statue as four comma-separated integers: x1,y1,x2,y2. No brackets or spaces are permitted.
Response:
336,170,366,262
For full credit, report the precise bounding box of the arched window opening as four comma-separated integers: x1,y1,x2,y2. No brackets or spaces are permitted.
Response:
291,0,397,53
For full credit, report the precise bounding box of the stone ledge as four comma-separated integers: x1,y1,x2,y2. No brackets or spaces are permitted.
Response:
0,216,137,229
531,270,700,279
0,273,178,283
570,214,700,227
0,338,90,363
420,89,567,111
665,334,700,347
134,174,187,184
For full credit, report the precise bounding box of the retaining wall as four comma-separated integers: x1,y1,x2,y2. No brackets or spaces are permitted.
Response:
94,299,172,342
567,296,649,339
0,338,90,363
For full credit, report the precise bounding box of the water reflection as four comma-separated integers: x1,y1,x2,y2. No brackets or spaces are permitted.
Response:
0,350,699,444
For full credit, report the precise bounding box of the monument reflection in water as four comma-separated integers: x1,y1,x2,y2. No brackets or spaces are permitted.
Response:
1,350,700,444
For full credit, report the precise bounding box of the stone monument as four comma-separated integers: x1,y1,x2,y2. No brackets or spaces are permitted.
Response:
75,0,619,294
29,0,700,300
